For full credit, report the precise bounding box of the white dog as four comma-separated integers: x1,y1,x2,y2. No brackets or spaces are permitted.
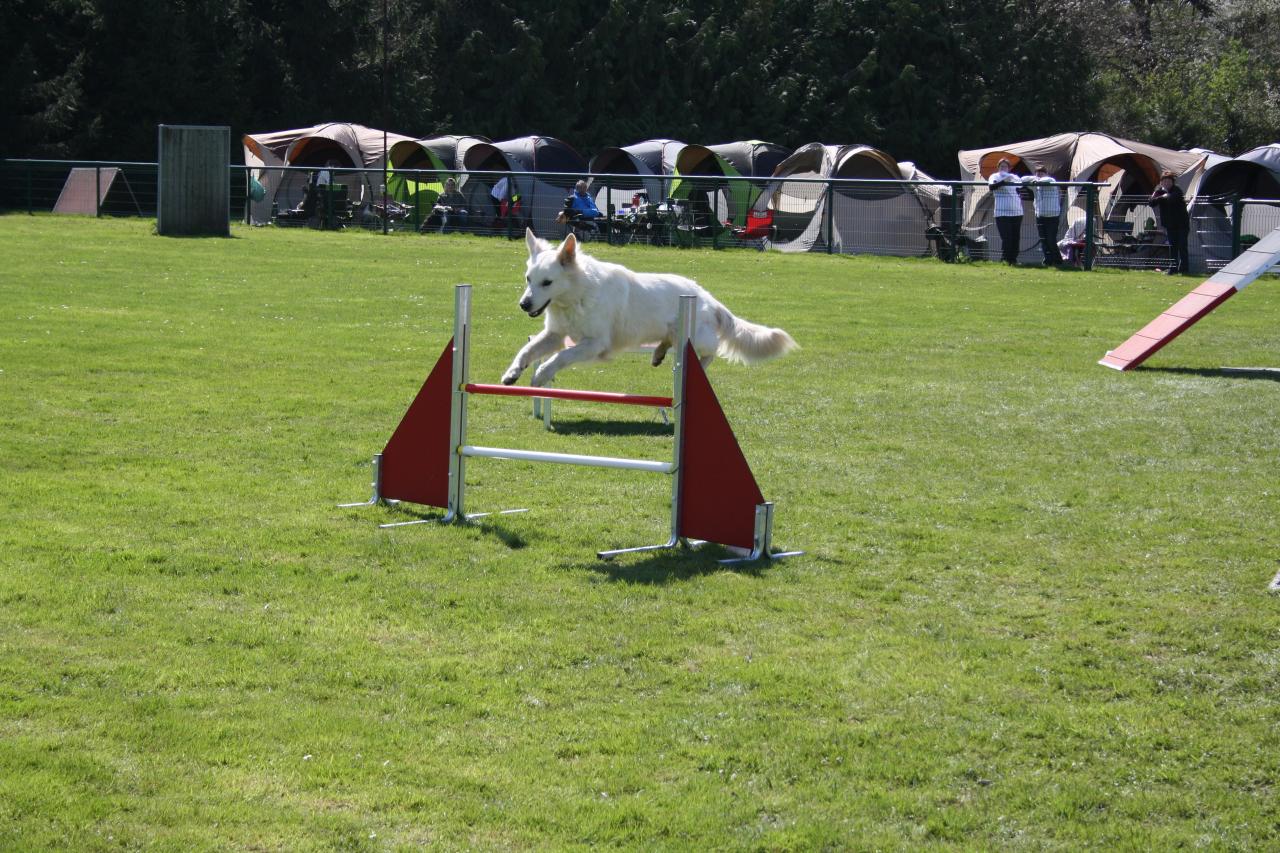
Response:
502,228,797,387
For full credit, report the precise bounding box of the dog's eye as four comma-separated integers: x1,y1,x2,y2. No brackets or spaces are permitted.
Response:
540,279,552,288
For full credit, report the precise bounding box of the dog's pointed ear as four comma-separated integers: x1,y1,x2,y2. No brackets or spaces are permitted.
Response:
525,227,544,259
557,232,578,266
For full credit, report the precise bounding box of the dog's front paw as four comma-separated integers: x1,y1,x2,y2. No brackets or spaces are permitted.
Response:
501,366,522,386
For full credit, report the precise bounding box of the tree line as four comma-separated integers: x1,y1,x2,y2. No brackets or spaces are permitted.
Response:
3,0,1277,177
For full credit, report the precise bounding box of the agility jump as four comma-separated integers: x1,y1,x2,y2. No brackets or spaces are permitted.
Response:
342,284,799,563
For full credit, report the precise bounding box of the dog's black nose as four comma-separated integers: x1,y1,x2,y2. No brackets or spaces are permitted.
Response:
519,297,532,312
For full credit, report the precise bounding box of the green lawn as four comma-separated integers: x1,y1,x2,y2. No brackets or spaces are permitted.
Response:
1,215,1277,850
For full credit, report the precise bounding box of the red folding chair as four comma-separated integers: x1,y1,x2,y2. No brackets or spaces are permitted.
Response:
732,209,775,250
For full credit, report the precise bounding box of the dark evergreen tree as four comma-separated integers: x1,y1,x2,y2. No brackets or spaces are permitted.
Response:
3,0,1276,173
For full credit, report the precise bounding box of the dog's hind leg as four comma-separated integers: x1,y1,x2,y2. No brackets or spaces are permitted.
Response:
694,325,719,370
502,328,566,385
651,340,670,367
531,339,609,386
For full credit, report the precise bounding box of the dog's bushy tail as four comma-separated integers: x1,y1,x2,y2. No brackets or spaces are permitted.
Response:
715,308,798,365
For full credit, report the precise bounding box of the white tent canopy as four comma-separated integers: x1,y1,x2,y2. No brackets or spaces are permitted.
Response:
957,131,1206,263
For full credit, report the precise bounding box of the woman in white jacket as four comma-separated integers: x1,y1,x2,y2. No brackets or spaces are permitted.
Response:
988,158,1024,265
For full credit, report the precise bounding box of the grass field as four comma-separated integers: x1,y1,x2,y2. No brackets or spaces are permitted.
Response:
1,215,1278,850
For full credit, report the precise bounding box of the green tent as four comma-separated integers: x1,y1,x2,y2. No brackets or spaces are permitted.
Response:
670,141,791,227
386,135,489,222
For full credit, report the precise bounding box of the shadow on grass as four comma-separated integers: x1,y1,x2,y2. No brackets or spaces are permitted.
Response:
1138,366,1280,382
371,507,530,549
574,546,832,585
581,548,771,584
542,417,672,438
154,231,240,239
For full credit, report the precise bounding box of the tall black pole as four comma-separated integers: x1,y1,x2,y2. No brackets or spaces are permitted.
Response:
381,0,389,235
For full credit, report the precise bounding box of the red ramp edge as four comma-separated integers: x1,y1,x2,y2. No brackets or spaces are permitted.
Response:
1099,285,1238,371
379,338,453,507
677,342,765,550
1101,225,1280,370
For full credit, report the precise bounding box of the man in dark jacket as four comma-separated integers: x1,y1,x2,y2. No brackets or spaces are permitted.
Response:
1150,169,1190,275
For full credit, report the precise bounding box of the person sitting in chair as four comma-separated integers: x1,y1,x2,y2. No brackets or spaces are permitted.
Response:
424,178,469,233
557,179,602,232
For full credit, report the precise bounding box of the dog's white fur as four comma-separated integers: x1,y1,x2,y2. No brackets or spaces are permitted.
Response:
501,228,798,387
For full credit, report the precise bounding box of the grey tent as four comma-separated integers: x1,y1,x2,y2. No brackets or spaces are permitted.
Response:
1189,143,1280,268
587,139,685,213
461,136,587,236
759,143,939,255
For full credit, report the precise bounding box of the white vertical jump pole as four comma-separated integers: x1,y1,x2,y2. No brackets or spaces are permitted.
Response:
337,451,389,508
444,284,530,522
595,294,695,559
447,283,472,521
378,283,528,527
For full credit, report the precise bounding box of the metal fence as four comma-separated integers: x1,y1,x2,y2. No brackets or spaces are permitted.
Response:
4,157,1276,275
1191,196,1280,271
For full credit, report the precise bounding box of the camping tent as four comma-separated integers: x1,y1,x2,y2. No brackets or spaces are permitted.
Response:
671,141,791,228
957,132,1205,264
758,143,939,255
275,123,416,217
1189,143,1280,268
461,135,587,236
587,139,686,213
242,124,331,224
386,135,488,220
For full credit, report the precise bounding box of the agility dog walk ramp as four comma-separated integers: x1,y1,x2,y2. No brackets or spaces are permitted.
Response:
1099,226,1280,370
341,284,800,564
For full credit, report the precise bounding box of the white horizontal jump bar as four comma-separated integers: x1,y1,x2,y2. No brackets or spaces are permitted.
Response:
460,445,674,474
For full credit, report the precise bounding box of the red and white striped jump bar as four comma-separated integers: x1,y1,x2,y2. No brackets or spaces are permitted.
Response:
465,383,672,408
1099,226,1280,370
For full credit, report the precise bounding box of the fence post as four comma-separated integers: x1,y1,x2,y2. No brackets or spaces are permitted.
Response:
26,161,33,215
1084,184,1096,270
505,180,514,240
95,165,101,218
1230,194,1243,259
824,180,835,254
604,175,612,244
948,183,959,262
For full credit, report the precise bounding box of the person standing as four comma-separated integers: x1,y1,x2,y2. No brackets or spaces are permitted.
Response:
1025,164,1063,266
1149,170,1190,275
988,158,1025,265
